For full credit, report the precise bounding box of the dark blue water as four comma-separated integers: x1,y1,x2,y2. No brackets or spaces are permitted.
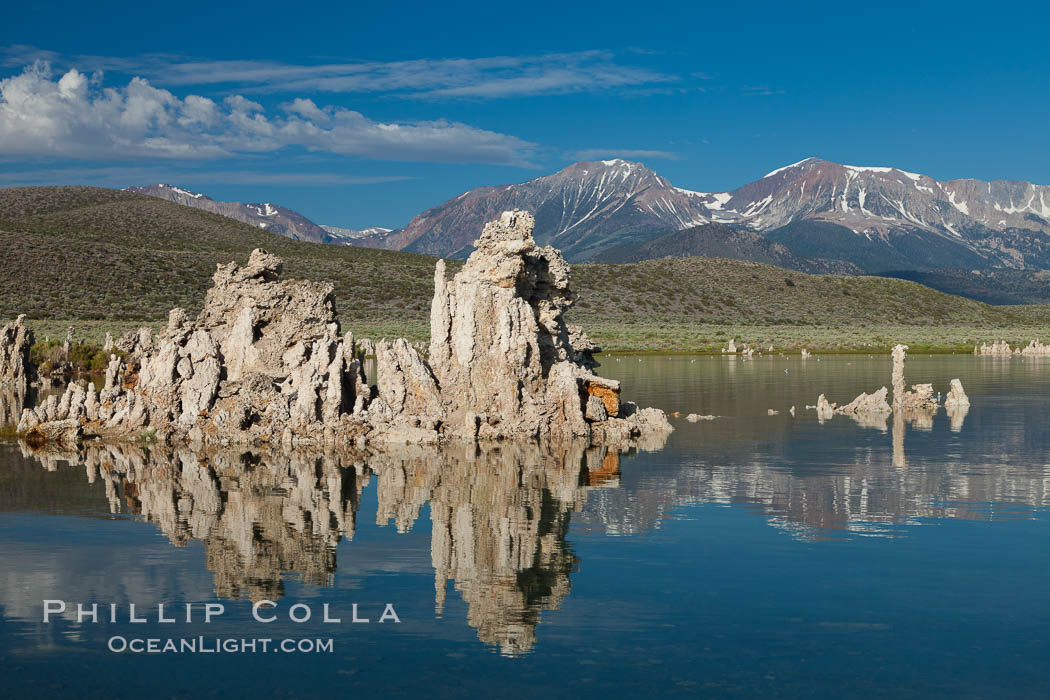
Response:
1,355,1048,698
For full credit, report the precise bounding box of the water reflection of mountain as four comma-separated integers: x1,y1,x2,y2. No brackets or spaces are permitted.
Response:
14,440,631,655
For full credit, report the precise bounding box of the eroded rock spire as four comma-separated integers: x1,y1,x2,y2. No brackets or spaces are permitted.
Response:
21,212,671,450
0,315,34,391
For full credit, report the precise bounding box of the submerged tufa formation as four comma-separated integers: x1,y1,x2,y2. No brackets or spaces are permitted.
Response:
19,211,670,449
974,339,1050,356
810,344,967,430
891,344,939,412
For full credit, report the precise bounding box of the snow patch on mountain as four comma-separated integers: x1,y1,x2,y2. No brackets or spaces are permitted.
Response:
164,184,205,199
704,192,732,210
763,158,817,178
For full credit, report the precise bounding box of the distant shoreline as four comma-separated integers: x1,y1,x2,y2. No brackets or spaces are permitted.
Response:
11,318,1048,356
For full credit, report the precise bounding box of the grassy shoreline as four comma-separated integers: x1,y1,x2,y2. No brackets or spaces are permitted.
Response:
11,318,1049,355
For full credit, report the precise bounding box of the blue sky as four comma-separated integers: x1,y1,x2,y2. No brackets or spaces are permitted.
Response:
2,0,1048,229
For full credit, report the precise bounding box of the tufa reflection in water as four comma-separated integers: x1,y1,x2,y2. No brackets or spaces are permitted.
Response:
9,371,1047,653
0,383,26,428
16,438,649,655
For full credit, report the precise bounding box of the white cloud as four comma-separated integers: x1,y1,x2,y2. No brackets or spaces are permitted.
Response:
0,62,535,164
153,51,673,99
3,48,678,100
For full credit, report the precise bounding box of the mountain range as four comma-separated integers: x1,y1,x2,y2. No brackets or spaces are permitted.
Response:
320,224,392,242
127,157,1050,291
359,157,1050,271
124,184,389,245
3,186,1044,342
590,221,860,274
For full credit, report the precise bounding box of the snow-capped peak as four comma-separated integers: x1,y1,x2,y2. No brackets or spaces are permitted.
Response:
673,186,709,197
154,183,204,199
842,164,922,181
763,158,818,179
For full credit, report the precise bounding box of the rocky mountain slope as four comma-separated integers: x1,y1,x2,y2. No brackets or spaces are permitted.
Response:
701,158,1050,235
591,222,859,273
321,225,392,243
362,159,715,260
709,158,1050,272
126,184,339,244
363,157,1050,270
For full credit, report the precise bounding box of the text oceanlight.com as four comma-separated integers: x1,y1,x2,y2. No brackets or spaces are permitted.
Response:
107,637,335,654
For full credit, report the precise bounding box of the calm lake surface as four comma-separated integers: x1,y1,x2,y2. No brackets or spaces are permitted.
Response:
2,354,1049,698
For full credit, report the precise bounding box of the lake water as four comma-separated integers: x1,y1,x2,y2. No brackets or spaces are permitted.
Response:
2,354,1049,698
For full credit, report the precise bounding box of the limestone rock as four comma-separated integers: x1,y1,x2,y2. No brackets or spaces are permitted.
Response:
40,248,371,447
0,315,35,389
567,325,601,370
427,210,667,442
975,340,1011,356
1019,340,1050,356
945,379,970,432
834,386,892,430
815,394,835,421
30,214,670,450
891,343,907,407
199,250,336,382
944,378,970,408
888,344,940,421
972,339,1050,356
62,326,74,363
836,386,892,417
16,407,39,434
582,376,620,417
24,418,81,447
371,338,441,421
585,394,608,422
115,326,155,359
906,383,937,408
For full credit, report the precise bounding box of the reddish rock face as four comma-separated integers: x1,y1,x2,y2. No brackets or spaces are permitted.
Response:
583,379,620,417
